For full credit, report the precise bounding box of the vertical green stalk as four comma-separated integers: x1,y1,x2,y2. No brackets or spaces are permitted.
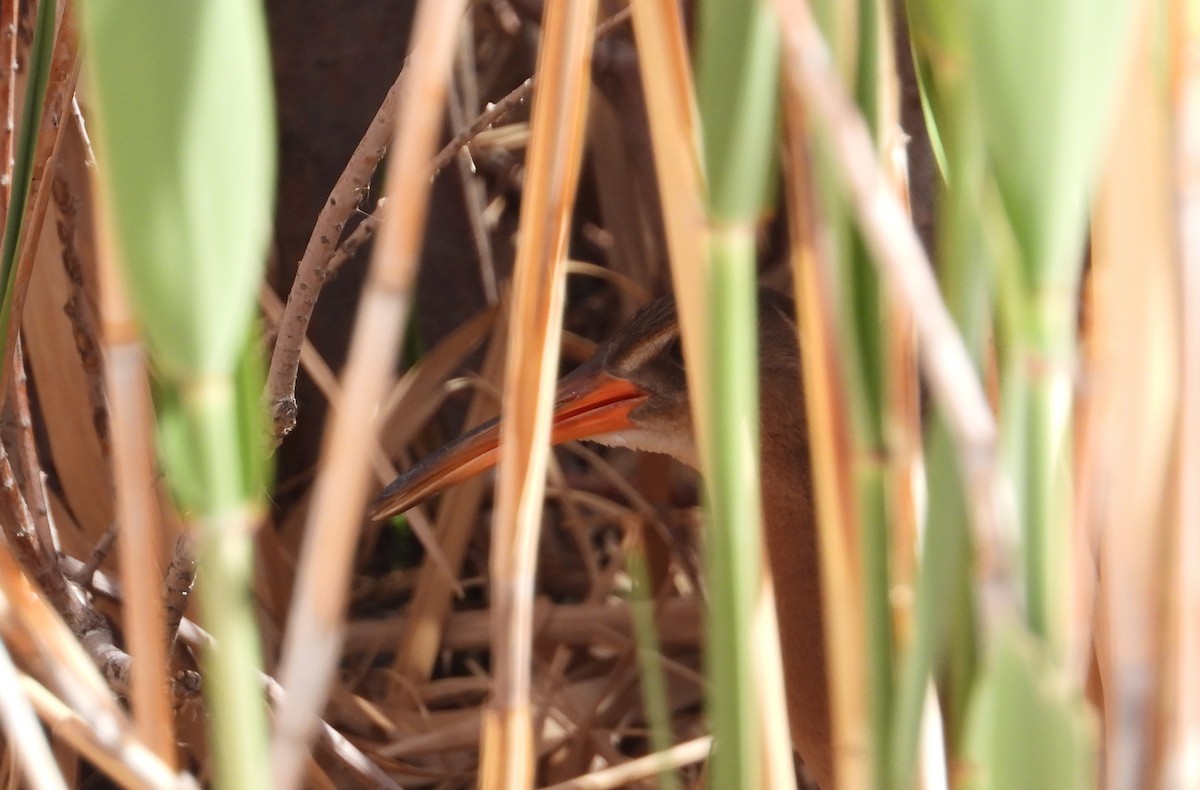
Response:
856,456,892,789
1000,298,1075,651
963,0,1134,660
695,2,779,786
807,0,895,784
889,31,990,778
627,532,680,790
182,379,270,790
703,235,764,789
0,0,55,367
82,1,277,785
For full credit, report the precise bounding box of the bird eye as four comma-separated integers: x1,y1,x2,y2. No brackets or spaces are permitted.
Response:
665,336,685,366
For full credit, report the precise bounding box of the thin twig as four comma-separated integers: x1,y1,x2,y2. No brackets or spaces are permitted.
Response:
161,531,197,652
448,47,500,304
266,72,531,442
323,209,383,281
429,77,533,180
72,523,116,588
0,441,80,624
8,339,58,557
265,64,408,440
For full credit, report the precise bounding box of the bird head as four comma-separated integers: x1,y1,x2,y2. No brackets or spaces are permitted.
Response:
370,288,800,520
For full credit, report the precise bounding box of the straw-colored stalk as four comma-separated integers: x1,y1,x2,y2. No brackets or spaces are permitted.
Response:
98,215,175,763
0,619,67,790
1166,0,1200,782
634,0,796,785
627,0,708,409
269,2,466,787
783,90,870,790
539,737,713,790
20,674,194,790
477,0,597,784
819,0,900,782
1085,9,1177,784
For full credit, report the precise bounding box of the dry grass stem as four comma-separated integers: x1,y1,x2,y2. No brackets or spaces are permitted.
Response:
269,3,469,787
783,91,869,790
19,674,196,790
349,596,701,653
0,627,68,790
384,314,505,690
1086,13,1178,783
1167,0,1200,782
628,0,706,354
431,77,533,181
95,115,176,759
538,736,712,790
447,72,501,306
104,342,176,764
478,0,597,783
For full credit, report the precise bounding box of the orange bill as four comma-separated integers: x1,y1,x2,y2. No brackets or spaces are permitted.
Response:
370,356,647,520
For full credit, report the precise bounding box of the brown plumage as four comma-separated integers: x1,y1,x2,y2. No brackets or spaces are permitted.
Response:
372,288,832,788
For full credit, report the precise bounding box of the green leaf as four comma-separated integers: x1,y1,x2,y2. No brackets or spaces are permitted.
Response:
962,625,1096,790
966,0,1134,282
81,0,276,380
696,0,781,221
153,326,270,515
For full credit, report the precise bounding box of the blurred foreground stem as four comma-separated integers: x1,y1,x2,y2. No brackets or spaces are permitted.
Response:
695,0,782,786
181,377,269,790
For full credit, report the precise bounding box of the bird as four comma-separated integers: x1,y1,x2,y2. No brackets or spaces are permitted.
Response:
371,288,832,788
